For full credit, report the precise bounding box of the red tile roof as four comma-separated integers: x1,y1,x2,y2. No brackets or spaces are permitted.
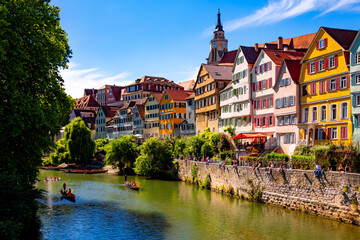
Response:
321,27,358,50
258,33,316,49
75,95,99,109
151,92,163,103
284,59,302,83
263,49,305,66
219,50,237,64
101,106,118,118
136,105,145,119
165,89,192,102
185,93,195,99
178,79,195,91
84,88,98,97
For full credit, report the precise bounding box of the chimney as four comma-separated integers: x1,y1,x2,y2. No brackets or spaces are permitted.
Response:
278,37,283,50
255,43,259,52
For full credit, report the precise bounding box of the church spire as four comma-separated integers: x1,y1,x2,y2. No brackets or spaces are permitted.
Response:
215,8,223,31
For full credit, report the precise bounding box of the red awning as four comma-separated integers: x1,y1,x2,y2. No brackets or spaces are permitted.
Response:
231,133,268,139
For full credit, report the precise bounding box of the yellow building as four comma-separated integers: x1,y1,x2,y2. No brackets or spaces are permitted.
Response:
159,90,191,139
298,27,357,146
143,93,162,139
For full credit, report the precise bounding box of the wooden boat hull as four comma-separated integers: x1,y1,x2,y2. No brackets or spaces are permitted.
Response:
124,182,140,190
60,190,76,202
62,169,108,174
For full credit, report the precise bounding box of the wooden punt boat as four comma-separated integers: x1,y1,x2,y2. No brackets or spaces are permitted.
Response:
61,169,108,174
38,166,64,170
60,190,76,202
124,181,140,190
85,169,108,174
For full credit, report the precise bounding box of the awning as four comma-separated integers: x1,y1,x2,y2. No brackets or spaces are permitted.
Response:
231,133,268,139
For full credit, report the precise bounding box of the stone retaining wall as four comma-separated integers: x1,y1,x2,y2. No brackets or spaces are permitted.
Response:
178,160,360,225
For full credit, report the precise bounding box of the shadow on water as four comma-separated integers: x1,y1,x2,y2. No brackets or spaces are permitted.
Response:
38,195,169,240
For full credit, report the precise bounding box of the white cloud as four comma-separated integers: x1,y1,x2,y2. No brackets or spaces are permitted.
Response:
220,0,360,32
59,62,133,98
176,66,199,82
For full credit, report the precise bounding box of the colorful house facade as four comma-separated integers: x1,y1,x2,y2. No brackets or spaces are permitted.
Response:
298,27,357,146
180,93,196,138
143,93,161,139
95,106,118,139
350,30,360,146
159,90,190,139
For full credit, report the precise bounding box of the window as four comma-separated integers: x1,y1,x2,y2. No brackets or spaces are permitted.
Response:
340,126,348,139
356,52,360,65
355,74,360,85
330,79,336,91
278,117,283,126
303,108,309,122
165,95,168,100
312,107,317,121
331,127,338,140
290,115,296,124
330,104,337,120
320,105,327,121
284,116,289,125
318,128,325,140
329,56,335,68
357,95,360,106
302,85,308,96
269,116,273,126
319,59,324,71
310,62,315,74
262,117,266,126
166,123,172,129
340,76,347,89
341,102,348,119
319,39,325,49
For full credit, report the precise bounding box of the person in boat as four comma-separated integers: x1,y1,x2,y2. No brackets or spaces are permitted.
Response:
124,174,127,182
63,183,66,191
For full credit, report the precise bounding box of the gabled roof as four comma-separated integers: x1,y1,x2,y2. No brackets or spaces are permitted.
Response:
262,49,305,66
201,64,233,81
186,93,195,100
84,88,98,97
135,105,145,119
258,32,316,49
322,27,358,50
284,59,302,83
178,79,195,91
163,89,192,102
241,46,261,64
350,30,360,50
100,106,118,118
75,95,99,109
110,86,124,101
219,50,237,65
152,92,163,102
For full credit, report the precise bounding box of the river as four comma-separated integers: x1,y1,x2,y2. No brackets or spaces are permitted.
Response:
37,170,360,239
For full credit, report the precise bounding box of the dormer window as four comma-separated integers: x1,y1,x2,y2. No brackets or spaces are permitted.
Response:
319,39,325,49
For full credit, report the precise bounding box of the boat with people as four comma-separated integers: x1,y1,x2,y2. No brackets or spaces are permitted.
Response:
44,176,61,182
124,181,140,190
60,189,76,202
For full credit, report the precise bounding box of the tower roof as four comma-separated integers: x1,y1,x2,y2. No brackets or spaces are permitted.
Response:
215,9,223,31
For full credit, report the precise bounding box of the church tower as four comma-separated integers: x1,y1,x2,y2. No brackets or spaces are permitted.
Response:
207,9,228,64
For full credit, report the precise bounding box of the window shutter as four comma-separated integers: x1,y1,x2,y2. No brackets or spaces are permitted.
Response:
255,67,258,74
269,62,272,70
313,82,316,95
327,79,330,92
324,38,328,48
254,100,257,109
345,126,348,139
334,55,338,67
265,63,267,71
253,117,256,126
315,61,319,72
315,129,318,140
319,81,323,93
346,75,350,88
307,63,310,74
310,83,314,95
259,82,262,91
265,79,268,89
266,98,269,108
351,53,355,66
259,99,262,109
252,83,256,92
335,77,340,90
327,128,331,140
316,40,319,50
324,57,329,70
322,128,326,139
355,116,359,128
351,75,355,86
259,118,262,127
288,96,291,106
275,99,279,108
269,78,272,87
265,116,269,127
353,95,357,107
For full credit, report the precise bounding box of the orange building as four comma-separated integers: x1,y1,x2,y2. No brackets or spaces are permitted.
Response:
159,90,192,139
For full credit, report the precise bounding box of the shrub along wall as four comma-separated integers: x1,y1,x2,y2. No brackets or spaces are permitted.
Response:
178,160,360,225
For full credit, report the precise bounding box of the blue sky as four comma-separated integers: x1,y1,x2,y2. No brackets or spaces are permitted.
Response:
52,0,360,98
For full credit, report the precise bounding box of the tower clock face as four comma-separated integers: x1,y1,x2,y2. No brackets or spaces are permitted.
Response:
212,42,217,48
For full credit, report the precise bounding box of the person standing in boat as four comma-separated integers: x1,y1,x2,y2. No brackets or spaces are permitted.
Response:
63,182,66,191
124,174,127,182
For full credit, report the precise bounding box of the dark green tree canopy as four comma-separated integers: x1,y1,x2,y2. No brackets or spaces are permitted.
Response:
0,0,72,185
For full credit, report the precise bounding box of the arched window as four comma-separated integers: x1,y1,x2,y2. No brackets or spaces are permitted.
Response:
312,107,317,122
320,105,327,121
330,104,337,120
341,102,348,119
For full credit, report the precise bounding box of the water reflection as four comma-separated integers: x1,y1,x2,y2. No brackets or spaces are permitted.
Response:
38,170,360,240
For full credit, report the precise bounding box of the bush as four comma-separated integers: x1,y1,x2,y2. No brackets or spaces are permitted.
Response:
186,136,205,159
293,145,313,156
201,142,214,158
201,176,211,189
191,164,198,182
291,155,315,169
265,152,289,161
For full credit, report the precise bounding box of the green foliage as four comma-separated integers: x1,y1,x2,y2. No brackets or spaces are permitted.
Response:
201,176,211,189
191,164,198,182
218,133,231,152
224,125,236,137
0,174,42,239
94,138,109,154
201,142,214,158
209,133,220,154
49,139,70,165
173,138,187,158
65,117,95,164
265,152,289,161
186,136,205,158
343,185,349,192
134,138,174,179
291,154,315,169
293,145,313,156
199,127,212,140
0,0,72,186
105,136,138,174
245,177,264,203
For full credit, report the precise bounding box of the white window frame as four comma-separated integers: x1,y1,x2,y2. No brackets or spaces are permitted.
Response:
357,95,360,106
356,52,360,65
331,127,338,140
311,107,318,122
329,56,335,69
330,79,336,91
330,104,337,120
310,62,316,74
320,105,327,121
319,59,324,71
319,39,325,49
340,76,347,89
355,74,360,85
340,102,348,119
278,117,283,126
318,128,324,140
303,107,309,123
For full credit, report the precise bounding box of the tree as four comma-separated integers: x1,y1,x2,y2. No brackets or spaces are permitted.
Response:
224,125,236,137
64,117,95,164
173,137,187,158
0,0,72,186
218,133,231,152
210,132,220,155
105,136,138,174
94,138,109,155
186,136,205,159
201,142,214,158
49,139,70,165
134,138,173,178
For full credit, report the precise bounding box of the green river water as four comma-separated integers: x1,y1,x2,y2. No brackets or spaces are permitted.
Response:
37,170,360,240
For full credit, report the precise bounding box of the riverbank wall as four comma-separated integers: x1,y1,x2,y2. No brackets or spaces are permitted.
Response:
177,160,360,225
